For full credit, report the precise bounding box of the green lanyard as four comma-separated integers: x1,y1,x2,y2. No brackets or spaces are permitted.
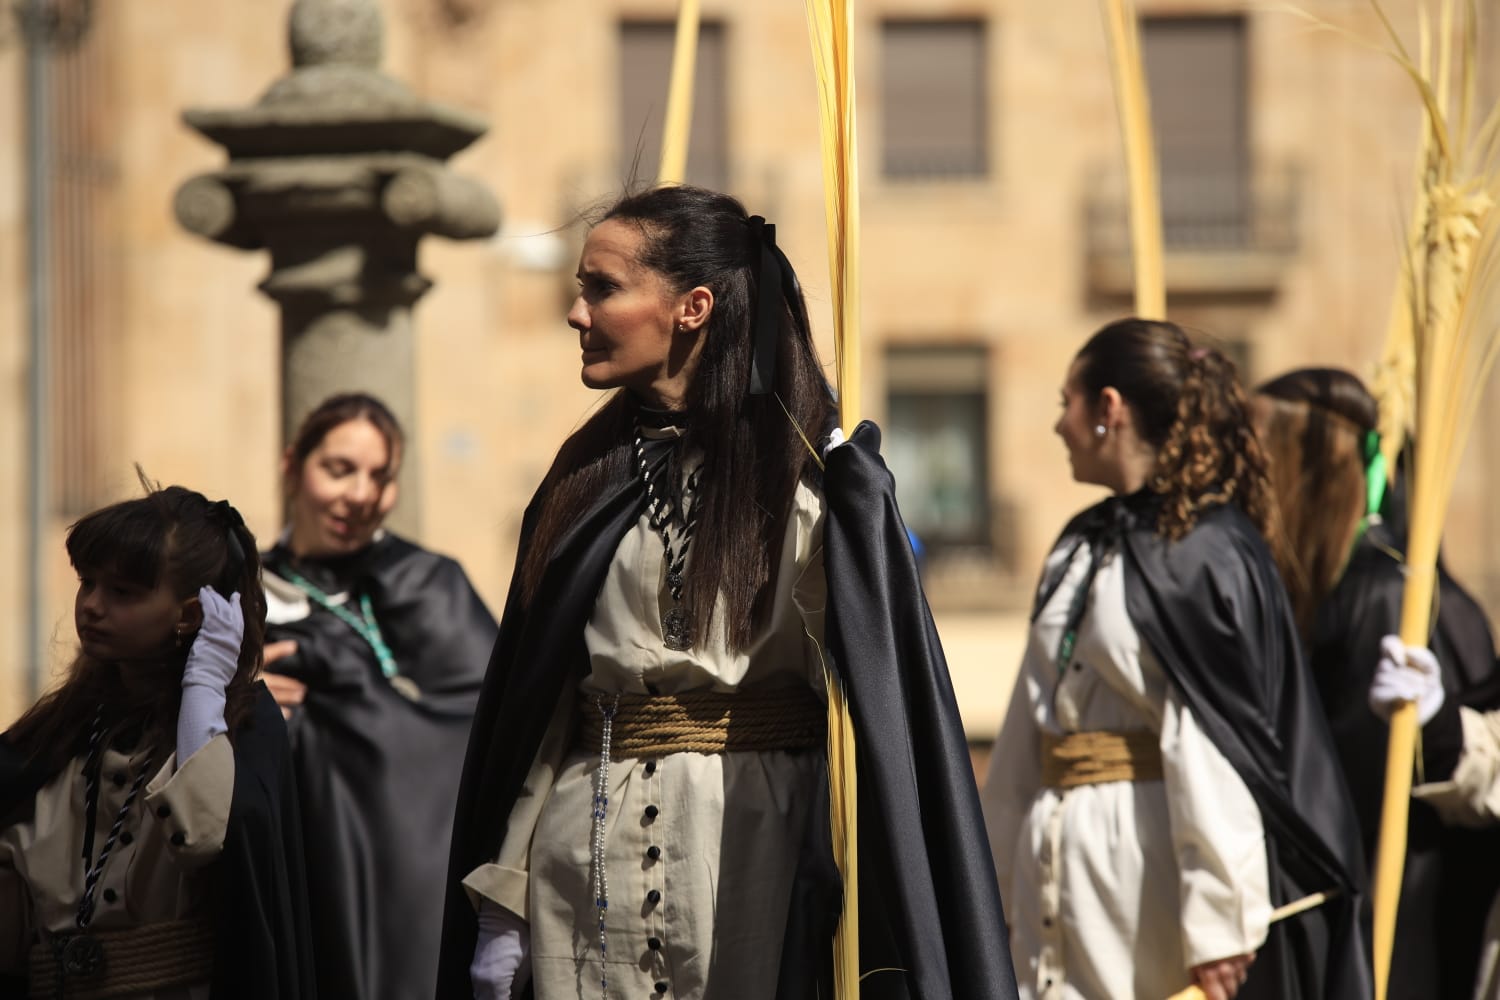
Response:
282,569,399,679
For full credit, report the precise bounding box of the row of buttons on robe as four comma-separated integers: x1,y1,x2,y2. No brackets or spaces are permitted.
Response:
642,758,668,997
92,769,194,910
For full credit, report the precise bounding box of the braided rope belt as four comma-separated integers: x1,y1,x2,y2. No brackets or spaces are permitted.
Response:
576,686,826,758
29,918,215,999
1041,729,1163,789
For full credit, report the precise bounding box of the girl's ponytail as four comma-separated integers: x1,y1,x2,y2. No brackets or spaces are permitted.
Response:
1151,345,1277,542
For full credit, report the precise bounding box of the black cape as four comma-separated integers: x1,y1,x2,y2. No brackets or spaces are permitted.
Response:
262,534,495,1000
0,684,318,999
1309,517,1500,1000
1041,494,1372,1000
437,421,1017,1000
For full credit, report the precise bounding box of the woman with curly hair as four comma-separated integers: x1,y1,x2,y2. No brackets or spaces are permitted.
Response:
980,319,1369,1000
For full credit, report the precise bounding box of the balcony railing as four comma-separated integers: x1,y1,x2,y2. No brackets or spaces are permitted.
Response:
1085,161,1302,295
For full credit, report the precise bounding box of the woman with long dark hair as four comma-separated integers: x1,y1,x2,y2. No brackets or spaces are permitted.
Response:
260,392,496,1000
981,320,1368,1000
0,481,313,998
1256,368,1500,999
438,185,1014,1000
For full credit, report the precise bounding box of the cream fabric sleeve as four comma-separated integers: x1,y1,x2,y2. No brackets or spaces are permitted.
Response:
1160,685,1272,967
462,691,575,920
141,733,233,869
980,666,1042,906
1413,706,1500,827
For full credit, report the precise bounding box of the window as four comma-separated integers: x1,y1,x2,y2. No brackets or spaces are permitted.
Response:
618,20,727,190
1141,16,1249,247
885,345,990,555
881,20,988,180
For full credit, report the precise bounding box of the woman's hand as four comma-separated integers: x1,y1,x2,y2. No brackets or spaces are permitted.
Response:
185,586,243,690
1191,953,1254,1000
472,900,530,1000
1370,635,1445,725
176,587,242,762
262,640,307,719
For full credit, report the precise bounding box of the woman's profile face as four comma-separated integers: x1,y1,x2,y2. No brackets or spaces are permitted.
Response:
1055,360,1109,487
285,418,399,558
568,219,699,408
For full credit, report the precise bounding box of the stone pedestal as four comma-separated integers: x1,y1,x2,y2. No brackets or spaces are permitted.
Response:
173,0,499,532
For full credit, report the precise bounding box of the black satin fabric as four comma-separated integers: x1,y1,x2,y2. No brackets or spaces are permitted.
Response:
436,449,654,1000
1044,493,1372,1000
817,422,1019,1000
0,685,318,999
1309,520,1500,1000
262,535,494,1000
437,423,1017,999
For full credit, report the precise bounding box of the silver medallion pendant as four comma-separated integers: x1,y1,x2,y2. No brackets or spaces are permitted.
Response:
61,933,105,978
662,606,693,651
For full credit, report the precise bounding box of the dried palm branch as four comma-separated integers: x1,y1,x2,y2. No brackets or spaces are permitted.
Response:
1364,3,1500,999
1100,0,1166,319
657,0,701,186
806,0,861,994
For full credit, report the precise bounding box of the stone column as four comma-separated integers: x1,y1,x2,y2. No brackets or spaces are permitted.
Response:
173,0,499,533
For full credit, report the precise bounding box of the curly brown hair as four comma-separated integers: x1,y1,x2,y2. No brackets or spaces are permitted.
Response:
1075,318,1277,544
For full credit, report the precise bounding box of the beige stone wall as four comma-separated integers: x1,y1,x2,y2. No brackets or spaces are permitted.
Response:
2,0,1495,742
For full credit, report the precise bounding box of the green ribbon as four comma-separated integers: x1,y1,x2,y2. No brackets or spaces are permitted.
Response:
282,569,399,679
1364,430,1389,519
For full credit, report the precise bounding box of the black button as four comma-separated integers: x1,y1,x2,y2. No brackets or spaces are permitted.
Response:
655,982,669,995
111,772,127,787
155,804,171,819
644,760,657,776
102,888,117,903
646,889,661,905
119,832,133,846
646,845,661,861
647,936,662,951
644,804,659,820
170,832,186,847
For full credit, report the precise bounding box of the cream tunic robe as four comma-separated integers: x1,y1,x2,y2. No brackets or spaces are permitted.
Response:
0,734,234,1000
981,538,1272,1000
1412,706,1500,1000
464,477,828,1000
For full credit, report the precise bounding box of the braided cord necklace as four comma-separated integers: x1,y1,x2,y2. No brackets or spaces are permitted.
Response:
633,427,702,652
62,707,155,978
281,569,399,679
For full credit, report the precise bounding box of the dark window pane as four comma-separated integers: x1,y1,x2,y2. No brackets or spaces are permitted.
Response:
619,21,727,190
1141,16,1248,247
881,20,988,180
886,346,990,550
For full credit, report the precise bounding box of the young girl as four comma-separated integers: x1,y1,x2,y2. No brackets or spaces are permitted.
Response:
0,482,315,999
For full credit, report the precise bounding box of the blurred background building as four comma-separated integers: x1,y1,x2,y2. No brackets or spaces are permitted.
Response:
3,0,1497,748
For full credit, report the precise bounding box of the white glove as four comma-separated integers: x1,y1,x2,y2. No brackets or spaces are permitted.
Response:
177,586,243,762
822,427,848,459
471,900,531,1000
1369,634,1445,726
